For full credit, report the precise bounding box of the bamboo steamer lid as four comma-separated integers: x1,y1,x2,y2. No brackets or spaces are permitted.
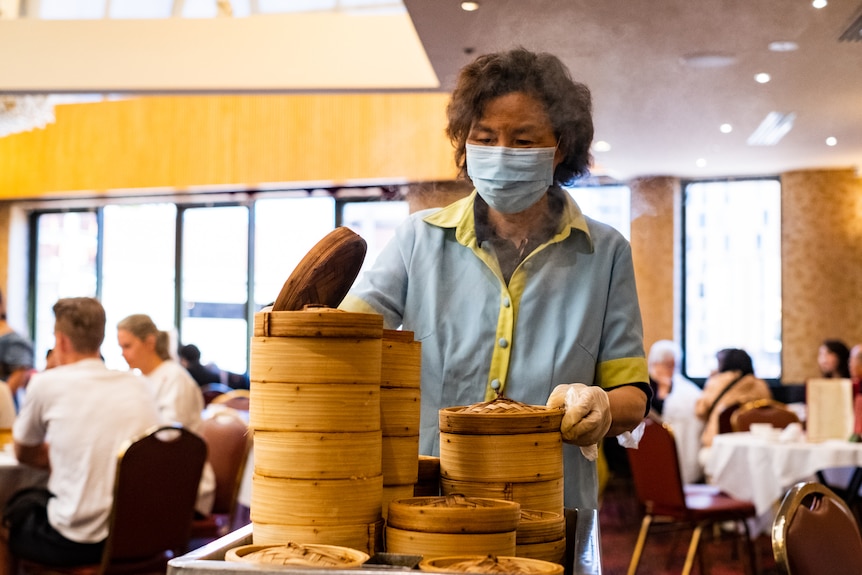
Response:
382,435,419,485
254,430,381,478
419,555,564,575
252,519,385,556
516,510,566,544
381,329,421,388
382,484,415,519
254,308,383,338
380,387,421,436
250,381,380,432
225,541,369,568
386,528,516,558
251,474,382,525
387,495,520,534
439,397,564,435
439,432,562,483
270,226,367,312
440,477,563,514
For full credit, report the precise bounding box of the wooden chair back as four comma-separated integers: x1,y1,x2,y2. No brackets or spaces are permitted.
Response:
731,398,800,432
209,389,250,412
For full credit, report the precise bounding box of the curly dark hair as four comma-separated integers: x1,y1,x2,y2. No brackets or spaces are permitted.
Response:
445,47,594,186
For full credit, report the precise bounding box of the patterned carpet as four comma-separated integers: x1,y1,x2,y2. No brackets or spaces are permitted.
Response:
598,475,781,574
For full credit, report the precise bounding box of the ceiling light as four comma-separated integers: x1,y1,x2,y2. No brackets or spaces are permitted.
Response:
720,124,733,134
754,73,771,84
592,140,611,152
696,158,707,168
812,0,827,8
769,41,798,52
826,137,837,146
747,112,796,146
460,2,480,11
679,52,737,69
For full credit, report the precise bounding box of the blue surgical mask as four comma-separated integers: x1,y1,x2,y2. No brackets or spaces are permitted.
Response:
466,143,556,214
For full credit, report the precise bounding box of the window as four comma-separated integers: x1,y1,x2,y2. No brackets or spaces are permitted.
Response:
682,179,782,381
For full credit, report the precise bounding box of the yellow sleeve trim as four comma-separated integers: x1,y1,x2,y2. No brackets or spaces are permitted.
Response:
338,294,381,316
596,357,648,390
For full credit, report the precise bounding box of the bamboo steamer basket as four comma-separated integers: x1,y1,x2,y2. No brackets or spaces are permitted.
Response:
439,398,565,514
386,529,516,558
252,519,385,556
515,510,566,564
440,477,564,514
251,474,383,525
226,541,369,568
382,435,419,485
381,330,422,388
414,455,441,496
250,381,379,432
419,555,564,575
380,387,421,436
254,430,381,478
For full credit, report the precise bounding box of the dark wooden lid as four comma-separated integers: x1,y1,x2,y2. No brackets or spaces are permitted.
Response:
272,226,367,311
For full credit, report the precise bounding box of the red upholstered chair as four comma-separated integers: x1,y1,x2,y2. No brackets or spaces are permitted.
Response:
188,408,251,544
730,399,800,432
626,417,758,575
717,402,742,435
19,424,207,575
772,481,862,575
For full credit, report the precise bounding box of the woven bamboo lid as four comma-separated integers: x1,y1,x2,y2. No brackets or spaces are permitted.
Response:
419,555,564,575
225,542,369,568
387,494,520,534
254,308,383,338
272,226,367,312
440,397,564,435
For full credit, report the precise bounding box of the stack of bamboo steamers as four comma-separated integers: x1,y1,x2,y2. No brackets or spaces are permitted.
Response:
246,227,567,571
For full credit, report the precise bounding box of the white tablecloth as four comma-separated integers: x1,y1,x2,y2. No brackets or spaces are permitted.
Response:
706,432,862,518
0,449,50,510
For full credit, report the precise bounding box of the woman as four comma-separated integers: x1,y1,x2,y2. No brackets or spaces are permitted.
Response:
0,289,35,399
116,313,214,515
340,48,649,511
818,339,851,379
696,348,772,449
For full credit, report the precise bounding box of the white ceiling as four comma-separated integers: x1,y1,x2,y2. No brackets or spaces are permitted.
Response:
403,0,862,181
3,0,862,181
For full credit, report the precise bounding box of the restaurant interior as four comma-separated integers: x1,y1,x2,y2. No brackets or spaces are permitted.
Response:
2,0,862,574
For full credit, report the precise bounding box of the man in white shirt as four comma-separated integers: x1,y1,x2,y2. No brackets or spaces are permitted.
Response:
1,297,160,569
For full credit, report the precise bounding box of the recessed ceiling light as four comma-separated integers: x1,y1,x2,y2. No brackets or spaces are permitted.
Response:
754,72,771,84
720,124,733,134
696,158,707,168
769,41,799,52
812,0,827,9
592,140,611,152
747,112,795,146
679,52,737,69
826,136,838,146
460,2,480,11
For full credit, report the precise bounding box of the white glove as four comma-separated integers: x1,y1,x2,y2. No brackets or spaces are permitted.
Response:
546,383,612,461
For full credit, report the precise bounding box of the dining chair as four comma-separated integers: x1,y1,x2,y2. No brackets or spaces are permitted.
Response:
730,399,800,432
772,481,862,575
188,408,251,544
200,382,232,406
626,416,758,575
717,402,742,435
19,424,207,575
209,389,250,412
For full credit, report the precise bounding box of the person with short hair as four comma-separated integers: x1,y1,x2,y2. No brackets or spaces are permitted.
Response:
0,289,35,400
340,47,650,511
2,297,160,569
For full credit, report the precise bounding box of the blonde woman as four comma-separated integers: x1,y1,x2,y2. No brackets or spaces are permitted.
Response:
116,313,214,516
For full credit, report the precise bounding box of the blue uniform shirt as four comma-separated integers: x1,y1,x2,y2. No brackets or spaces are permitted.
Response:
341,188,648,510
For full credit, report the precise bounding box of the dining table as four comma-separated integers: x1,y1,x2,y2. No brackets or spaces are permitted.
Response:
705,430,862,534
0,445,49,511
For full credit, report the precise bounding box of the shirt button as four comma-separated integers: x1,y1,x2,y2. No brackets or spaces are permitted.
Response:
498,338,508,348
490,379,501,390
502,297,511,308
